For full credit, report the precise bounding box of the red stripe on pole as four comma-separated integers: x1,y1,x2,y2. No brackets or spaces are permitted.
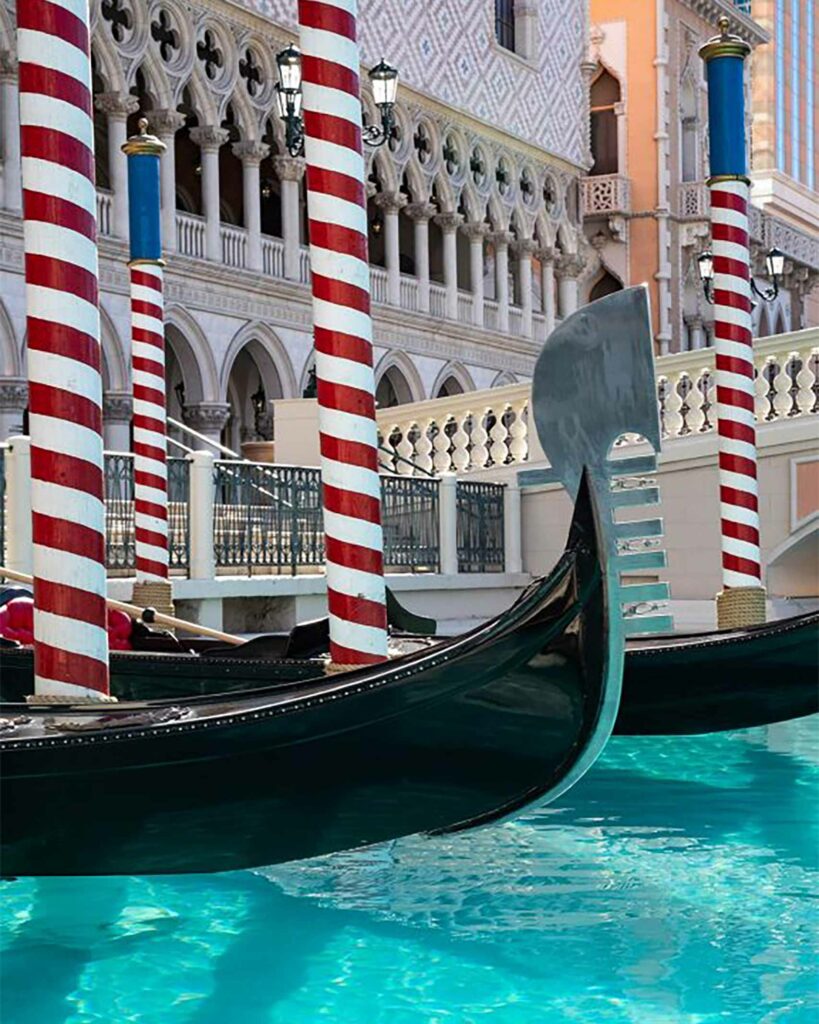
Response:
131,268,163,291
323,482,381,523
29,382,102,434
715,353,754,378
712,288,752,313
133,413,166,435
18,62,92,115
713,255,749,281
722,518,760,546
723,552,762,579
313,325,373,365
31,447,105,500
713,320,753,345
718,419,756,445
710,188,746,213
303,110,361,151
131,298,163,319
719,451,758,479
320,433,381,472
135,527,170,550
299,0,357,39
301,54,360,97
35,578,107,626
22,189,96,239
27,318,99,367
132,442,166,465
134,383,166,407
132,355,165,377
132,327,164,349
32,512,105,563
20,125,94,179
317,378,376,419
25,252,97,305
135,499,169,522
328,640,386,666
308,220,368,262
716,385,755,412
135,468,167,492
34,642,108,693
326,536,384,576
136,556,170,578
711,222,749,248
307,166,365,207
329,590,388,629
312,271,369,313
18,0,90,53
720,484,759,512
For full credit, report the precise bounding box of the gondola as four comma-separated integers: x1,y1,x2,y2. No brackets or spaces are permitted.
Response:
0,470,623,876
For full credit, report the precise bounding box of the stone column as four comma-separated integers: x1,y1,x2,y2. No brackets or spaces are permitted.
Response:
234,140,269,273
190,126,229,262
513,239,537,339
405,202,436,313
555,254,584,318
152,109,186,255
182,402,231,450
685,314,705,350
375,191,407,306
102,392,132,452
273,155,306,281
94,92,139,239
490,231,514,334
0,53,21,213
435,212,463,320
463,221,488,327
0,379,27,442
538,246,556,338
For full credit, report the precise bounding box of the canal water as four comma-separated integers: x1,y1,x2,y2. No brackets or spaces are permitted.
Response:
1,717,816,1023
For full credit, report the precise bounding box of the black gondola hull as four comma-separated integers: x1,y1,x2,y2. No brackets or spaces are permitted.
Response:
0,476,617,876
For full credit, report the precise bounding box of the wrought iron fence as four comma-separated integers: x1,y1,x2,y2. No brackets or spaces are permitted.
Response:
213,462,325,573
457,481,505,573
381,476,439,572
104,453,189,572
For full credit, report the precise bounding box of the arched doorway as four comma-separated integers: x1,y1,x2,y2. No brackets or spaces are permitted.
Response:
376,365,413,409
590,69,621,176
590,270,623,302
223,340,285,455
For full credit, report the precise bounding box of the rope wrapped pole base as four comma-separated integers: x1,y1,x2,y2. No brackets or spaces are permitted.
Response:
131,580,176,626
716,586,767,630
26,693,119,706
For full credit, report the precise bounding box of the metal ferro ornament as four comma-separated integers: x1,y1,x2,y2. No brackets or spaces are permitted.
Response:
699,16,766,627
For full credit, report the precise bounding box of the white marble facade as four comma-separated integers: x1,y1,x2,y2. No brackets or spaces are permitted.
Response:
0,0,591,446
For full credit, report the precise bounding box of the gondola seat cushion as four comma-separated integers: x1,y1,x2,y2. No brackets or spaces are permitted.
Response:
0,598,133,650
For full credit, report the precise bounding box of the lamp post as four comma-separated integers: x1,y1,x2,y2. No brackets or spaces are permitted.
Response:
123,118,175,619
699,15,766,629
275,43,398,157
696,245,785,304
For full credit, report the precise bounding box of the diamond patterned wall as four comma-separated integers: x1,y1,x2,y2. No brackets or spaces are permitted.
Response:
237,0,588,168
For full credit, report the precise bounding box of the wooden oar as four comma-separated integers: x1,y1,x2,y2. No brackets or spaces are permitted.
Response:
0,566,243,646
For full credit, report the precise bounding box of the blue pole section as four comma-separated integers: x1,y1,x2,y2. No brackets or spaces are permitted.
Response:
123,117,165,261
700,17,750,180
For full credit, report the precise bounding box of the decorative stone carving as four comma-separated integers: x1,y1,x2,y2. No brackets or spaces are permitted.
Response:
232,140,270,165
0,379,28,411
488,230,514,250
536,246,555,264
461,221,489,242
93,91,139,119
404,202,437,224
189,126,230,152
0,52,18,82
433,212,464,233
555,254,585,280
183,402,231,435
150,108,187,138
103,392,133,422
271,155,306,181
374,191,408,213
511,238,538,259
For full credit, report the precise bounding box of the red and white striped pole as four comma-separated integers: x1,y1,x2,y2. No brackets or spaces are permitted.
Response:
700,18,765,628
16,0,111,698
298,0,388,666
123,121,174,616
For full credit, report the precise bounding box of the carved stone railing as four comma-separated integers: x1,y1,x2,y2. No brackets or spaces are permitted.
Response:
220,223,247,270
176,212,206,260
261,236,284,277
96,189,113,237
580,174,631,216
678,181,709,219
375,327,819,474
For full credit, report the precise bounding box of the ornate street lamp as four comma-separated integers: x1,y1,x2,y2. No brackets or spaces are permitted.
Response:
274,45,398,156
696,245,784,304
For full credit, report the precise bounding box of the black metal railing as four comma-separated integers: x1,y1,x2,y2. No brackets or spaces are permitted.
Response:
213,462,324,573
457,481,505,573
104,453,190,572
382,476,439,572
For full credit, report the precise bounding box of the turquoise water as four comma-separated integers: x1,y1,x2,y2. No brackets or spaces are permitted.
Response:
2,718,817,1024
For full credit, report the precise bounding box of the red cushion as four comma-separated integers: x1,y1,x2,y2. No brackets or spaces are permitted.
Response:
0,597,34,645
0,598,133,650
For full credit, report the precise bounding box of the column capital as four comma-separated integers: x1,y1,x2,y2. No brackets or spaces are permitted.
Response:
0,52,18,82
189,126,230,152
272,154,306,181
555,253,585,279
404,202,437,223
683,313,704,328
511,238,538,259
0,379,28,411
461,220,490,242
434,211,464,233
183,402,231,434
488,230,514,249
103,392,133,423
94,91,140,119
373,190,408,213
151,108,187,137
536,246,556,263
232,139,270,165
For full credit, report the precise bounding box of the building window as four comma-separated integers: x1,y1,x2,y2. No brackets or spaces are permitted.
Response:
495,0,515,53
590,69,621,176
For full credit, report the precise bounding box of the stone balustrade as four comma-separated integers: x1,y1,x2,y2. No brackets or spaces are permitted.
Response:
376,326,819,474
580,173,631,216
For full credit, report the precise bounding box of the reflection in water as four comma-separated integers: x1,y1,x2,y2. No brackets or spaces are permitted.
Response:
1,718,817,1024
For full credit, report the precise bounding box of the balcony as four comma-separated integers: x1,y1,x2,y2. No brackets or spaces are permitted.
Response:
580,174,631,217
678,181,709,220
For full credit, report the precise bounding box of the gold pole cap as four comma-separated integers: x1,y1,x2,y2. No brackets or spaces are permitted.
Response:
699,15,751,62
122,116,167,156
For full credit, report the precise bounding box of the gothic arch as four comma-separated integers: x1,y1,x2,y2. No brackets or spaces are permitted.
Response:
98,303,128,391
374,350,424,406
91,34,126,94
431,362,475,398
164,306,219,402
219,322,297,401
0,299,21,377
491,370,518,387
